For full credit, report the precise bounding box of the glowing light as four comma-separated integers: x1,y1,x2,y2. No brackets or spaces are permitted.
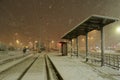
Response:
51,40,54,43
116,27,120,33
88,37,90,40
16,40,20,44
9,42,13,46
57,43,61,48
26,46,28,48
15,33,18,36
72,39,74,42
35,40,38,43
91,37,93,40
81,38,85,42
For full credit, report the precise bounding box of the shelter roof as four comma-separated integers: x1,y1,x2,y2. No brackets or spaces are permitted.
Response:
62,15,119,40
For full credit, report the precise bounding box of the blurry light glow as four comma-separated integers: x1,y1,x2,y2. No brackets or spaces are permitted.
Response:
20,43,23,45
29,41,32,44
15,33,18,36
9,42,13,46
91,37,93,40
57,43,61,48
26,46,28,48
72,39,74,42
51,40,54,43
35,40,38,43
93,30,97,32
81,38,85,42
88,37,90,40
16,40,20,44
116,27,120,33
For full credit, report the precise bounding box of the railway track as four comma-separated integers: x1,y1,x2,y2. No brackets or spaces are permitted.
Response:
0,54,28,65
45,54,63,80
0,55,38,80
0,53,63,80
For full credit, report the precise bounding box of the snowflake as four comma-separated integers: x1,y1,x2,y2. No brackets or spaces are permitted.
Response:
49,5,53,9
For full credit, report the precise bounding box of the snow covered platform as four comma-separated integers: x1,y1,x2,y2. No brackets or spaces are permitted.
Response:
47,52,120,80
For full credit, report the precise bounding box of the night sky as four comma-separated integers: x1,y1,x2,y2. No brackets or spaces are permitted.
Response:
0,0,120,45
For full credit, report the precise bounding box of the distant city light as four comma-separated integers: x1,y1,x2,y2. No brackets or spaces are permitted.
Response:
15,33,18,36
35,40,38,43
51,40,54,43
72,39,74,42
16,40,20,44
57,43,61,48
25,46,28,48
81,38,85,42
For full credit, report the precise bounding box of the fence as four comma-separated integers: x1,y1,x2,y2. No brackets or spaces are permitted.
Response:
104,53,120,70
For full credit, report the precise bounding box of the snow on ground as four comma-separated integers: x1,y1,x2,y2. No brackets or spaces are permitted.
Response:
48,52,120,80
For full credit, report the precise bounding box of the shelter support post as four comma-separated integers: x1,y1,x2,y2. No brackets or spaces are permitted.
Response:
86,32,89,62
101,26,104,66
70,39,73,56
76,37,79,57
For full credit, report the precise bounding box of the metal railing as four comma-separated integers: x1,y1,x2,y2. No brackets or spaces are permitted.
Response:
79,51,120,70
104,54,120,70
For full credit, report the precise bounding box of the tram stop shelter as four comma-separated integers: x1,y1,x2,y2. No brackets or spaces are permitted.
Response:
61,15,118,66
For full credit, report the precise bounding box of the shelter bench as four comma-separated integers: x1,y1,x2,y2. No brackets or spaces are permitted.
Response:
71,51,78,57
86,56,101,62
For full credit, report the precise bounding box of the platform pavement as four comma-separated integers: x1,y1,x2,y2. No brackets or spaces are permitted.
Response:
47,52,120,80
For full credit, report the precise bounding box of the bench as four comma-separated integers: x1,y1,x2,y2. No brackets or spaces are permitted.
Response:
71,51,78,57
86,56,101,62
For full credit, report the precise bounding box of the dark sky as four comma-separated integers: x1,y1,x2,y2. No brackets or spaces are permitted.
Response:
0,0,120,45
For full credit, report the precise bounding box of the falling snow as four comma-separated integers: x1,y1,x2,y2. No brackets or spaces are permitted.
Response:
0,0,120,44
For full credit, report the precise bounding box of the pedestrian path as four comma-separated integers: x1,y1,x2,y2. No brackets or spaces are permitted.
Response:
48,52,120,80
